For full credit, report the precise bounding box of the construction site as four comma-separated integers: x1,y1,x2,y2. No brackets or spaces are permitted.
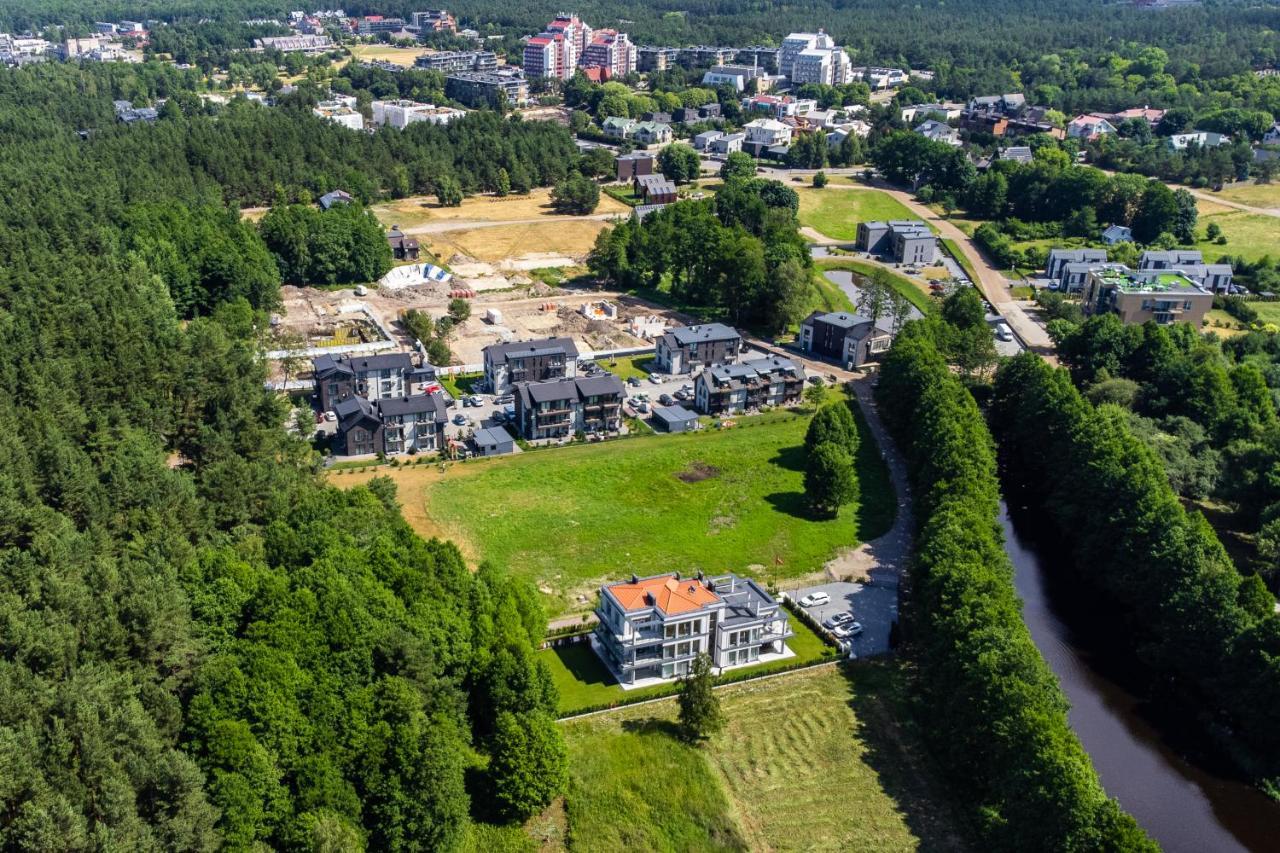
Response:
269,274,689,381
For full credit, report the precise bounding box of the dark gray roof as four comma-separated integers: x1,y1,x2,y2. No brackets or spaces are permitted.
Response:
518,374,624,405
376,391,447,419
664,323,740,347
575,374,625,397
805,310,893,335
335,396,379,431
653,405,698,424
346,352,414,373
484,336,579,366
472,426,513,447
313,353,355,378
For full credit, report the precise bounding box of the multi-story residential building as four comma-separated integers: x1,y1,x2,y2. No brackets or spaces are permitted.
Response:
314,352,439,410
702,64,763,91
331,390,448,456
371,100,467,129
799,310,895,369
1047,248,1109,282
313,99,364,131
694,356,806,415
654,323,742,374
856,220,936,264
377,392,449,455
735,46,780,73
637,45,678,72
255,34,333,53
581,29,636,77
709,132,745,155
743,118,793,149
677,45,736,68
900,102,965,123
414,49,496,72
412,10,458,32
615,151,654,181
742,94,816,119
634,174,677,204
483,336,579,395
594,572,794,684
850,66,909,89
445,68,528,108
779,30,837,79
524,13,594,78
1067,113,1117,140
356,16,407,34
792,45,852,86
1139,250,1233,292
522,32,566,79
514,374,625,439
632,120,673,146
1165,131,1230,152
914,118,960,146
602,116,637,138
332,396,383,455
1081,266,1213,326
387,226,420,261
966,93,1026,116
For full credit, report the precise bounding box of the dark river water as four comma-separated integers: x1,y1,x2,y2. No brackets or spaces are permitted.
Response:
1002,503,1280,853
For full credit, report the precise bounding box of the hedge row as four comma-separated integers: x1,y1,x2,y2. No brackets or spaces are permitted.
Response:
991,353,1280,782
876,325,1154,851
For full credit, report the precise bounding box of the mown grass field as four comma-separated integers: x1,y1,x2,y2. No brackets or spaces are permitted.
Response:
1193,205,1280,265
560,664,965,853
540,613,831,715
335,400,896,616
1206,181,1280,210
798,188,919,242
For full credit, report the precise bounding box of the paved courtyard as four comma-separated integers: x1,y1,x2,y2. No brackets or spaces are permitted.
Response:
789,580,899,657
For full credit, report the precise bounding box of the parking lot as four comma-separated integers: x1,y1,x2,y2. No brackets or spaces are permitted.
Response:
789,580,899,657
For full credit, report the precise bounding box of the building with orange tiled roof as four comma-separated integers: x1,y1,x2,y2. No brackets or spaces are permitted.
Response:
594,572,793,685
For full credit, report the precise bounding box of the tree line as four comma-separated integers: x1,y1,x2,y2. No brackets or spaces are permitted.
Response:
587,176,814,332
0,61,571,851
875,320,1153,851
991,352,1280,786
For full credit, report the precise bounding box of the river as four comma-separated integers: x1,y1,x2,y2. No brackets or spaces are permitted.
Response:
1002,503,1280,852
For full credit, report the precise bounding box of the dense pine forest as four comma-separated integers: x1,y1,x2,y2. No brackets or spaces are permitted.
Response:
0,60,574,850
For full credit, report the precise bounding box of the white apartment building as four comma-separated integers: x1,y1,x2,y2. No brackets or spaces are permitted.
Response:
743,118,793,147
313,100,364,131
371,100,467,129
792,46,852,86
779,29,837,79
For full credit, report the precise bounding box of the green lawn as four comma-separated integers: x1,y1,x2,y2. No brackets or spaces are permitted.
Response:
814,257,935,314
1193,208,1280,265
441,371,484,398
1205,181,1280,210
418,399,896,616
600,354,656,381
540,612,832,715
1249,301,1280,325
940,238,981,284
560,663,965,853
798,188,919,242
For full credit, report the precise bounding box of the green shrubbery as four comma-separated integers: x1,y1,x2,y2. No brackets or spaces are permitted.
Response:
876,326,1153,851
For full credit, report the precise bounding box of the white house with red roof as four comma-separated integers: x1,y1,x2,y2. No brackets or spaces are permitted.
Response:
593,572,794,686
1067,113,1118,141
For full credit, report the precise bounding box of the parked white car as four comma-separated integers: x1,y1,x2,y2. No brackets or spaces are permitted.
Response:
799,591,830,608
995,322,1014,342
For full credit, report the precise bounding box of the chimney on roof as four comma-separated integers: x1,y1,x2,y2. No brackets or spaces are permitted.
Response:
631,573,638,584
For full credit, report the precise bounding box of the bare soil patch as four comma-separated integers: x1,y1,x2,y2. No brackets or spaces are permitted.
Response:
676,461,721,483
